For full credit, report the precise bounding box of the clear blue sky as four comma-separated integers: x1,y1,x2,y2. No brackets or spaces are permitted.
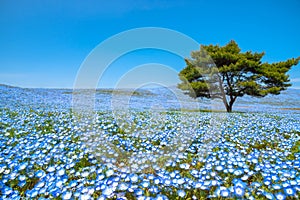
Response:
1,0,300,88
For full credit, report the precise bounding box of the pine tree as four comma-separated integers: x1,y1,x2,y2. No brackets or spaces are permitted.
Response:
178,40,300,112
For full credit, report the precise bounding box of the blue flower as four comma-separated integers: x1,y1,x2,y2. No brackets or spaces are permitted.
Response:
62,191,72,200
215,165,223,171
57,168,65,176
149,185,160,194
102,186,114,197
35,170,45,178
106,169,114,177
220,188,230,197
215,186,230,197
118,183,129,191
68,180,78,188
177,190,186,198
79,194,91,200
233,186,245,197
283,187,295,196
273,184,282,190
275,192,286,200
25,189,38,198
264,192,275,200
134,188,144,196
153,177,161,185
18,180,26,187
47,166,56,173
36,181,45,188
156,194,168,200
140,181,150,188
129,174,139,183
18,175,26,182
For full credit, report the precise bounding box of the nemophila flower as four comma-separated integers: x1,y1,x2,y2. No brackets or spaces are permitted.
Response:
203,180,212,188
282,181,290,188
232,179,246,188
118,183,129,191
273,184,282,190
220,187,230,197
97,174,105,181
211,180,219,186
61,191,72,200
106,169,114,177
177,178,185,185
129,174,139,183
102,186,115,197
18,180,26,187
10,192,21,200
153,177,161,185
56,180,64,188
36,181,45,188
97,195,106,200
163,179,171,186
18,175,26,182
149,185,159,194
290,180,297,186
0,164,6,173
79,194,91,200
228,168,235,173
25,189,38,198
233,169,243,176
156,194,168,200
215,165,223,171
18,162,28,171
35,170,45,178
73,189,81,198
233,186,245,197
57,168,65,176
127,184,137,193
179,163,190,170
210,171,216,177
263,179,272,186
241,171,250,179
140,181,150,188
177,190,186,198
264,192,275,200
106,177,116,186
2,187,13,196
193,181,202,189
39,186,47,195
2,96,300,198
284,187,295,196
271,174,279,182
275,192,286,200
81,171,90,178
294,185,300,192
134,188,144,196
47,166,56,173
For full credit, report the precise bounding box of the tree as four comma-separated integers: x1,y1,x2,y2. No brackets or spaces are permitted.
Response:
178,40,300,112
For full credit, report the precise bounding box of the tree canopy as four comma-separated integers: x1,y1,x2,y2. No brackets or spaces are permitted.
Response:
178,40,300,112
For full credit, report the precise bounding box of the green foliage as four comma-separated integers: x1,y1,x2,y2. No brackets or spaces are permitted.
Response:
178,40,300,112
74,157,93,171
287,140,300,160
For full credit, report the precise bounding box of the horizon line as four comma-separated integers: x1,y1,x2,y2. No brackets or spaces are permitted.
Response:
1,83,300,90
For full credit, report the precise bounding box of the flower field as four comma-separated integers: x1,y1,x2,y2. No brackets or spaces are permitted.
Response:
0,85,299,199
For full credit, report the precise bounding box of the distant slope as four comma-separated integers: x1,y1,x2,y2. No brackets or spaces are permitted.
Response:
0,83,300,112
0,84,20,88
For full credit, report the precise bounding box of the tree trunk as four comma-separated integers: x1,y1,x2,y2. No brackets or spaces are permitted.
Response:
227,98,236,113
222,99,230,112
227,104,233,112
223,97,234,112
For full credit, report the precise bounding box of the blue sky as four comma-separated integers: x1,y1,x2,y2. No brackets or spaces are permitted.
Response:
0,0,300,88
